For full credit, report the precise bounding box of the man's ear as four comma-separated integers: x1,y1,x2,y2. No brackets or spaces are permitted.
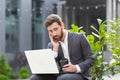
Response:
61,22,65,29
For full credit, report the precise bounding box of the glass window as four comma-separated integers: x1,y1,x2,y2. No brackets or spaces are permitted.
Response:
5,0,20,53
32,0,44,49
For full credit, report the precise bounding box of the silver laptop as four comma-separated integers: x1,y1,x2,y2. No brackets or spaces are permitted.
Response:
24,49,59,74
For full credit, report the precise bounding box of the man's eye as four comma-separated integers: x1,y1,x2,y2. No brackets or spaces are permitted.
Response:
48,30,52,33
54,28,58,31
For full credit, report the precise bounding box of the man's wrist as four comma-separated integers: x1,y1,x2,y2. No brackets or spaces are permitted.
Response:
75,65,81,73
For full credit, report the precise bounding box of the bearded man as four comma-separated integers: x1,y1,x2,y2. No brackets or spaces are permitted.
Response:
29,14,94,80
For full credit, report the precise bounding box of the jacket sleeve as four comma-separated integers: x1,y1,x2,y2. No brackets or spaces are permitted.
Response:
78,34,95,73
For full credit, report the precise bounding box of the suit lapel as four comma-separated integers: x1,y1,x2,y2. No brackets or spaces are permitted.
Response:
68,32,73,56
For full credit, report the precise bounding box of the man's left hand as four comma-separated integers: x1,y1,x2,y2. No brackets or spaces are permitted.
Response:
62,64,77,72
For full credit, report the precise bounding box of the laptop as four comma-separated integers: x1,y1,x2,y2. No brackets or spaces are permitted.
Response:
24,49,59,74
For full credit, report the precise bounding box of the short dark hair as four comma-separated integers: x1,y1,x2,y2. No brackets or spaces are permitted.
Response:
44,14,62,28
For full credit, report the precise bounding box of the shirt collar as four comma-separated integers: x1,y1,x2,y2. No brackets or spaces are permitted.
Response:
65,30,68,42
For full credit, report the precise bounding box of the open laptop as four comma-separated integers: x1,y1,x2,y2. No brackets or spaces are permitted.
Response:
24,49,59,74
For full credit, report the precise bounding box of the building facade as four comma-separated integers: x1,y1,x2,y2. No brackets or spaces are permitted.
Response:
59,0,120,34
0,0,59,54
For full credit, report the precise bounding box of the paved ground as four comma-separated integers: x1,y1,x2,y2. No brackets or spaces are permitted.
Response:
10,74,120,80
103,74,120,80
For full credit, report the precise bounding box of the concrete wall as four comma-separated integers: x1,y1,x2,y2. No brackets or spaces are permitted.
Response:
19,0,32,52
0,0,5,53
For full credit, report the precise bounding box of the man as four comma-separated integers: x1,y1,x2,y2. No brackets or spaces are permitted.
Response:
30,14,94,80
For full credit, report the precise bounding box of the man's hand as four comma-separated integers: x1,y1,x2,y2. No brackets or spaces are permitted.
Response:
62,64,77,73
49,34,59,52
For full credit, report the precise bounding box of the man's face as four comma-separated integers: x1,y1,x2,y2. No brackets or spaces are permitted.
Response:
47,22,64,42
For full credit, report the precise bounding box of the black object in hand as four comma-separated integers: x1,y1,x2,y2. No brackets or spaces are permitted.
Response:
60,58,68,68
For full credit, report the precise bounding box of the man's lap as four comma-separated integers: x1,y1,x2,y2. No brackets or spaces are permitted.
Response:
29,73,84,80
57,73,84,80
29,74,57,80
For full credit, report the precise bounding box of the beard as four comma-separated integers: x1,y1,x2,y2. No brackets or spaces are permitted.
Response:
53,30,63,42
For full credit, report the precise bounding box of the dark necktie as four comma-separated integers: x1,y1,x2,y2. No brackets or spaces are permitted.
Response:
55,43,68,73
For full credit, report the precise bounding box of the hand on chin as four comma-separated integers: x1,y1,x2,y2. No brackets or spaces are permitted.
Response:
53,39,59,43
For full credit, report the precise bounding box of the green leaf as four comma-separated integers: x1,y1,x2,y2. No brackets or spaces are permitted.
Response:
97,19,102,25
90,25,99,34
92,32,99,38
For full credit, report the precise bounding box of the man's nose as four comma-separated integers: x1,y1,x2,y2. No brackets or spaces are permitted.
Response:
53,31,57,36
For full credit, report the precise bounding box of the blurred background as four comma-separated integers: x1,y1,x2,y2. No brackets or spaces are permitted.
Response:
0,0,120,77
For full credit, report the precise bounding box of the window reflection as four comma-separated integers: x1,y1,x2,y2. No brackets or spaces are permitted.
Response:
32,0,44,49
6,0,19,53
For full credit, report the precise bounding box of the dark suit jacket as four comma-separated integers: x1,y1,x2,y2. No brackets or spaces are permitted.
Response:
48,32,95,79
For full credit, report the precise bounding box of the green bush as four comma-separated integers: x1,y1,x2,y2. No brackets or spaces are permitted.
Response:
0,54,19,79
0,54,12,77
69,18,120,80
0,75,8,80
8,72,18,79
19,67,29,79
